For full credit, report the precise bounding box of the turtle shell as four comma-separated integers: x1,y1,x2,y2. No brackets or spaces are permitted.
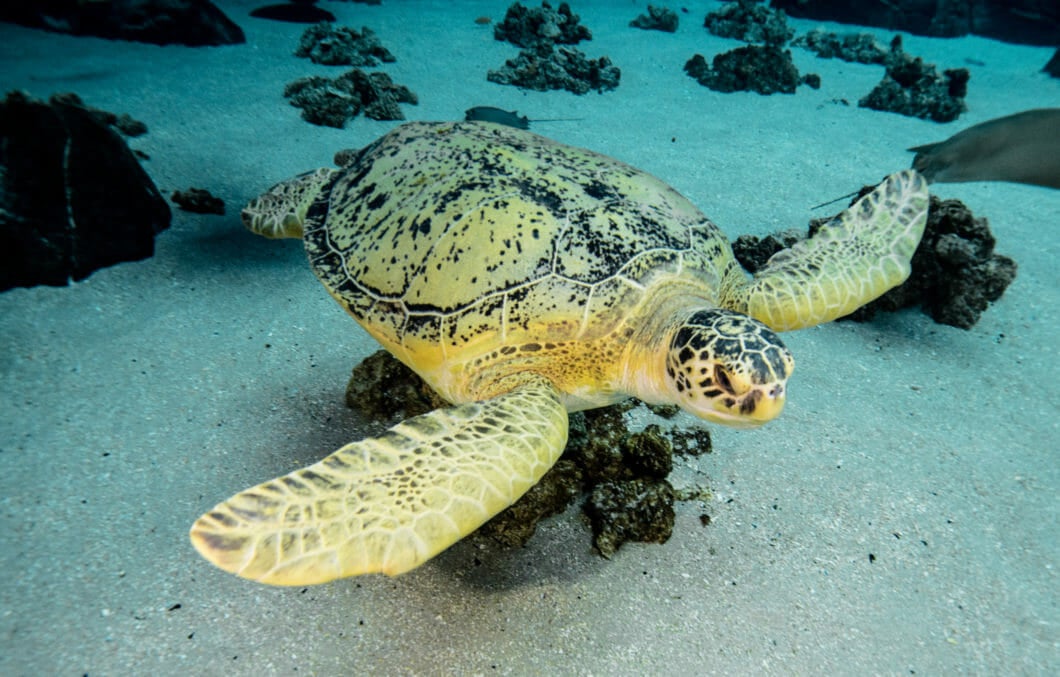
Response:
303,121,739,362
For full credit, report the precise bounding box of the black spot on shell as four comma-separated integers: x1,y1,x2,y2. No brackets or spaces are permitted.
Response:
583,180,616,200
366,192,387,210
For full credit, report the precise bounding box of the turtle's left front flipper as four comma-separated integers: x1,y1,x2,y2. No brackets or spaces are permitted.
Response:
725,170,929,331
189,375,568,585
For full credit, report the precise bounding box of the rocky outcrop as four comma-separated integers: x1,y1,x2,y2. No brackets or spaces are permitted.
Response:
772,0,1059,47
0,91,170,291
0,0,245,46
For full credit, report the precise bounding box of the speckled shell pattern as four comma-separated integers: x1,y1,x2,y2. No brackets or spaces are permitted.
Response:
302,121,742,369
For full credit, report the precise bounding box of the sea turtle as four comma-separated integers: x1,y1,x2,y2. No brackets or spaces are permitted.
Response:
190,121,928,585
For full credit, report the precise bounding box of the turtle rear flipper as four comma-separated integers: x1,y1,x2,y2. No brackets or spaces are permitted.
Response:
190,376,568,585
726,170,929,331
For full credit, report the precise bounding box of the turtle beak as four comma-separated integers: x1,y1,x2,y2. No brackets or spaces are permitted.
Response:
698,382,786,429
745,382,786,425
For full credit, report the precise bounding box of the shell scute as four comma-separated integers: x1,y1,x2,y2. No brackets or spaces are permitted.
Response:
303,122,732,355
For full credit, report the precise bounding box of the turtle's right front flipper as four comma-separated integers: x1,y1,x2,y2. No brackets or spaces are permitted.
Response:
725,170,929,331
190,375,568,585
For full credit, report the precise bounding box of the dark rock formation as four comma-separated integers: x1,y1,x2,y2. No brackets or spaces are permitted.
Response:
294,22,395,66
284,69,417,127
345,349,447,419
704,0,794,46
1045,49,1060,78
494,1,592,49
733,191,1017,329
0,91,170,292
171,188,225,215
630,5,679,33
771,0,1059,47
732,229,804,270
792,28,888,64
586,478,675,558
481,460,583,547
844,195,1017,329
859,37,968,122
684,45,819,94
250,1,336,24
0,0,245,46
488,43,620,94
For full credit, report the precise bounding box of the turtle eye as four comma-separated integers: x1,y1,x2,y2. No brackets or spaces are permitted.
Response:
714,365,734,394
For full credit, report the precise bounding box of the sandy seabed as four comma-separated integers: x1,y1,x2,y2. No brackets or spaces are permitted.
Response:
1,1,1057,674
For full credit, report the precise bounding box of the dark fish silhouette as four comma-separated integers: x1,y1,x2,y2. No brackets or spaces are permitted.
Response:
464,106,581,130
910,109,1060,189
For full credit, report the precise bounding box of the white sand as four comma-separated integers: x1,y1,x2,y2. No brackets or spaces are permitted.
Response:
1,1,1057,673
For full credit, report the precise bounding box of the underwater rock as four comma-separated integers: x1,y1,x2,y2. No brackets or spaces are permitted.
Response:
704,0,794,46
586,479,676,558
494,1,592,49
1045,49,1060,78
43,95,150,138
858,37,968,122
0,0,245,46
564,405,674,483
0,91,170,292
284,69,417,127
630,5,678,33
488,43,620,94
645,402,680,418
858,37,967,122
250,1,335,24
792,28,888,64
684,45,819,95
481,460,583,547
668,427,713,457
346,350,710,553
345,349,446,420
731,228,804,271
771,0,1059,47
171,188,225,215
844,195,1017,329
294,22,396,66
623,426,674,479
734,192,1016,329
112,113,149,137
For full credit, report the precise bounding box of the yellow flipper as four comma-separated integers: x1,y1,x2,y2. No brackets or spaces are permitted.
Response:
726,170,929,331
190,376,568,585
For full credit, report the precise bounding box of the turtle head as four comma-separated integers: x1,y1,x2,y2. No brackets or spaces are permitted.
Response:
241,167,337,240
665,309,794,428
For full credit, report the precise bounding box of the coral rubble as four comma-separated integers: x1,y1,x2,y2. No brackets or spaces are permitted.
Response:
858,37,968,122
488,43,620,94
294,22,395,66
684,45,819,95
284,69,417,127
630,5,678,33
